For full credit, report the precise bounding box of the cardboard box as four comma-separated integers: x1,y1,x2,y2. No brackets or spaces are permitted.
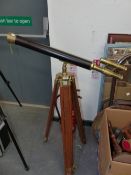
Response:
98,108,131,175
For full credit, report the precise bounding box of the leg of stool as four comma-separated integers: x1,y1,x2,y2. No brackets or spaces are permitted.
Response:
60,85,74,175
72,78,86,144
44,79,59,141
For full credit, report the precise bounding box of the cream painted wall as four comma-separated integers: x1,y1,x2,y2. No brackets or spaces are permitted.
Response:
47,0,131,120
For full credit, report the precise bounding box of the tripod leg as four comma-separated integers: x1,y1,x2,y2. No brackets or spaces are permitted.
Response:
44,79,59,141
60,84,74,175
0,71,22,107
3,119,29,171
72,78,86,144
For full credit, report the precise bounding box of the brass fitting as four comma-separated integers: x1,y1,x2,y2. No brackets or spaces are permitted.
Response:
100,58,127,71
62,62,67,74
91,64,123,80
7,33,16,44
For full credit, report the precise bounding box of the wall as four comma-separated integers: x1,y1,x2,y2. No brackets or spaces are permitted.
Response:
0,0,52,106
0,0,48,34
47,0,131,120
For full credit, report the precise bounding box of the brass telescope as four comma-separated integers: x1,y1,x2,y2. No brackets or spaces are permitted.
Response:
7,33,126,80
100,58,127,71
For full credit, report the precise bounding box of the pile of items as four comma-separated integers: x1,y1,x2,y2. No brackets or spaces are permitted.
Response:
108,120,131,163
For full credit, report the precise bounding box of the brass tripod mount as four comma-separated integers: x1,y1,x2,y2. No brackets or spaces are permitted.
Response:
55,62,74,86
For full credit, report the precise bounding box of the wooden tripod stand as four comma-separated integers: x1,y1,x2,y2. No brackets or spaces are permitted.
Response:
44,63,86,175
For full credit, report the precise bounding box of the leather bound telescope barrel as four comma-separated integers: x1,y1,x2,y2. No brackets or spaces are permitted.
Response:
7,33,125,80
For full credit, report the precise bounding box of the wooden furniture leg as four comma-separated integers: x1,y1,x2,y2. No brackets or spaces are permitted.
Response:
72,78,86,144
60,84,74,175
44,79,59,141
